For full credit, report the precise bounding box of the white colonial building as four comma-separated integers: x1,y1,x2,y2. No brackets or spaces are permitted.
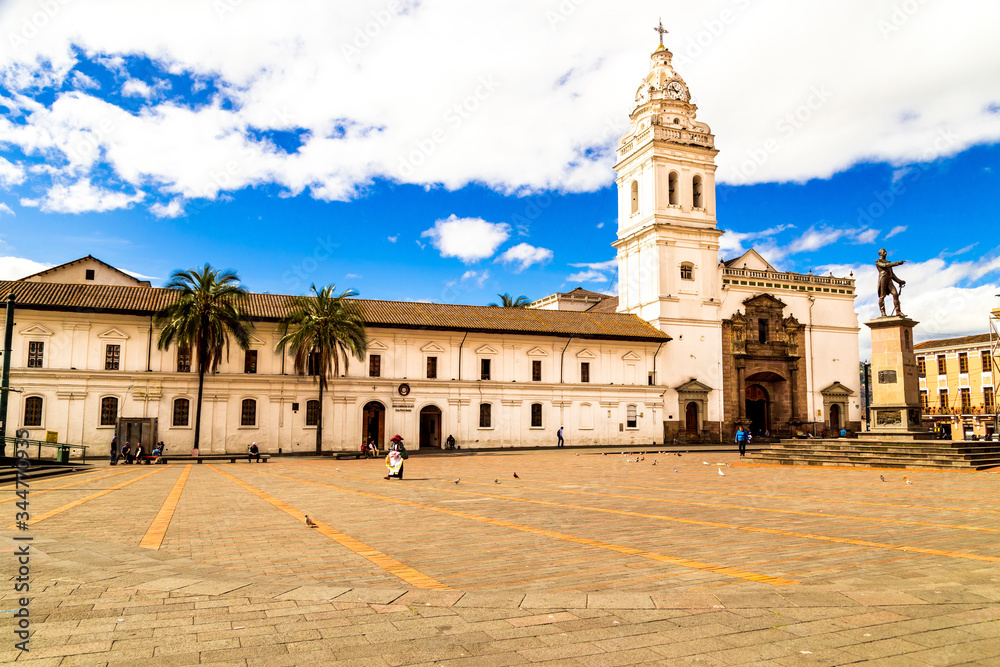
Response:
0,37,863,454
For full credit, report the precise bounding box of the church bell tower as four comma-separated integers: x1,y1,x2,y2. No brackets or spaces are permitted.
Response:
614,22,723,330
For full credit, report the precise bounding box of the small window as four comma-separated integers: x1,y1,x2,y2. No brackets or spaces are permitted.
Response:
960,388,971,412
630,180,639,215
307,352,320,376
244,350,258,374
305,399,320,426
938,389,948,408
24,396,42,426
648,371,655,386
758,318,769,344
426,356,437,379
917,357,926,378
959,352,969,374
100,396,118,426
241,399,257,426
692,175,704,208
668,171,679,206
85,269,95,280
680,263,694,281
580,362,590,383
919,390,928,410
530,403,542,428
27,341,44,368
626,404,637,428
173,398,190,427
937,355,947,375
481,358,491,381
177,346,192,373
105,344,121,370
532,360,542,382
982,350,992,373
986,389,995,411
479,403,491,428
369,354,381,378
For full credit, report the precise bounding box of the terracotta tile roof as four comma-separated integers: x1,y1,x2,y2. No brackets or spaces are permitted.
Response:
18,254,151,286
0,281,668,342
586,296,620,313
914,333,993,350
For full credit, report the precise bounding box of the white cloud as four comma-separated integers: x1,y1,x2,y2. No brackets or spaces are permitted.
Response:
460,269,489,288
149,198,184,218
421,214,509,263
569,259,617,272
22,179,143,214
70,71,100,90
495,242,553,272
885,225,907,239
0,157,25,187
566,269,607,283
387,235,398,243
0,256,51,280
0,203,13,216
0,1,996,204
719,224,795,260
120,267,160,281
566,258,617,284
345,272,361,279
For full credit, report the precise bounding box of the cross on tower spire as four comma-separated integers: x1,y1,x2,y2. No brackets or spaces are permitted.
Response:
654,18,668,46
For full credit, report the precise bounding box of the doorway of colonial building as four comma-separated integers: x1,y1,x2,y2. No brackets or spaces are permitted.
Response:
685,402,699,435
362,401,385,448
419,405,442,449
116,418,157,450
745,384,770,435
830,404,842,432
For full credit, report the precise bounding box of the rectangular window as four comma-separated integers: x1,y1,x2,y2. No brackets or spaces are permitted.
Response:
939,389,948,409
85,268,95,280
626,405,637,428
241,399,256,426
27,341,44,368
986,389,995,412
532,360,541,382
959,352,969,374
481,358,491,381
937,354,947,375
173,399,189,427
307,352,320,376
917,357,926,378
580,362,590,383
100,397,118,426
426,356,437,379
984,350,993,373
177,346,191,372
680,264,693,280
960,388,971,412
530,403,542,427
105,344,121,370
648,371,655,386
244,350,258,374
368,354,381,378
24,396,42,427
919,390,928,410
479,403,491,428
758,319,769,344
306,400,320,426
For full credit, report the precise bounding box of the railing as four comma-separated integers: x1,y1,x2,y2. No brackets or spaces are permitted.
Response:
3,436,89,464
723,267,855,287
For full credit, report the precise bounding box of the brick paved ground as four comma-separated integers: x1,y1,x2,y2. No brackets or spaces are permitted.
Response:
1,450,998,665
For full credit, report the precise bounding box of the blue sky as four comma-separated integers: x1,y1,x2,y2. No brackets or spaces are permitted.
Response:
1,0,999,345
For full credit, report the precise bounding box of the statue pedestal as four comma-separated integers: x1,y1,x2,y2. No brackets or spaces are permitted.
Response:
860,316,933,441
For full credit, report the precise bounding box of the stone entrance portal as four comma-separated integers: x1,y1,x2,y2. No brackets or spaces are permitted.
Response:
745,384,770,435
419,405,442,449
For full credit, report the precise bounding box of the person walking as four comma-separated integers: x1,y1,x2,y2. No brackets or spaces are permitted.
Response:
735,427,748,458
385,435,408,480
248,442,260,463
135,443,146,464
556,426,564,448
110,435,119,465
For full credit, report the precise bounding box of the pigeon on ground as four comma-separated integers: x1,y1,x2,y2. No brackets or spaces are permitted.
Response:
718,468,725,476
640,457,645,461
703,461,709,465
904,477,912,484
304,515,317,528
494,479,499,484
575,453,580,456
513,473,520,479
336,467,341,471
454,478,460,484
674,468,678,473
880,475,886,482
652,461,657,466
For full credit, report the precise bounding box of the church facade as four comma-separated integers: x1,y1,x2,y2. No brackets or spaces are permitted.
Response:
0,38,862,454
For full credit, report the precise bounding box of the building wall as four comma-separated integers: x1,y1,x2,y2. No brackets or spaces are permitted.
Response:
917,341,997,439
3,310,665,453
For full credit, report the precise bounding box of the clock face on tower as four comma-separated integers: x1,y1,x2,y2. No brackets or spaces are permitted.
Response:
666,81,686,100
635,85,649,104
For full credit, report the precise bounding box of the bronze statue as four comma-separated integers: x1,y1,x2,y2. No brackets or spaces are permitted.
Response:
876,248,906,317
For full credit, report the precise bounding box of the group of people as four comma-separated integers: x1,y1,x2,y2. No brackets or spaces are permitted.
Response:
110,436,165,465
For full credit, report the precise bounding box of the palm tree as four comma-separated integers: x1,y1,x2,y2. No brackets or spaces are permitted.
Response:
155,265,252,452
489,293,531,308
276,285,368,454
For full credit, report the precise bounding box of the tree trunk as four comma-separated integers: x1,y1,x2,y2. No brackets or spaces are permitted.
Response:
194,362,206,452
315,380,324,454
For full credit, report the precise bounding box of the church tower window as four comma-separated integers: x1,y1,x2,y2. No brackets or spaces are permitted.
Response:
630,180,639,215
680,263,694,281
692,175,704,209
668,171,679,206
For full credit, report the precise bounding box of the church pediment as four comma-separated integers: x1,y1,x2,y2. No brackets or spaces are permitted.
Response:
676,379,712,394
98,327,129,340
19,323,53,337
247,334,267,348
526,346,548,357
420,342,445,353
742,294,787,310
821,382,854,397
576,349,597,359
368,339,389,351
622,351,642,362
475,344,498,355
724,248,778,272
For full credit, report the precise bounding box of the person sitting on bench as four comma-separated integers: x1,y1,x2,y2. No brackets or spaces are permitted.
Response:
248,442,261,463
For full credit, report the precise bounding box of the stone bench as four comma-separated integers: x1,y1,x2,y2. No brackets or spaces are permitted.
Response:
156,454,271,464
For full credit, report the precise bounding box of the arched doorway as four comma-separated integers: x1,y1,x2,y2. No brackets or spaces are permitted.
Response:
419,405,442,449
362,401,385,448
745,384,770,436
685,402,699,435
829,404,841,432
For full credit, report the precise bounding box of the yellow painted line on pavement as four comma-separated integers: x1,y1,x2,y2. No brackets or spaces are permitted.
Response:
12,467,163,528
0,467,137,503
207,465,450,590
138,465,192,550
253,468,798,586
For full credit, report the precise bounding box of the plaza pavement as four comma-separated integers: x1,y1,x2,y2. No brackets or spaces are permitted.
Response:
1,449,998,666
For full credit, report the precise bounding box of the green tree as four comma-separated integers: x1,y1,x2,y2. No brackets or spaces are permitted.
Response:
276,285,368,453
489,293,531,308
155,265,252,452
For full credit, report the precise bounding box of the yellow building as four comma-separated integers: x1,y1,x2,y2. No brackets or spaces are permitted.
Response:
916,332,998,440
